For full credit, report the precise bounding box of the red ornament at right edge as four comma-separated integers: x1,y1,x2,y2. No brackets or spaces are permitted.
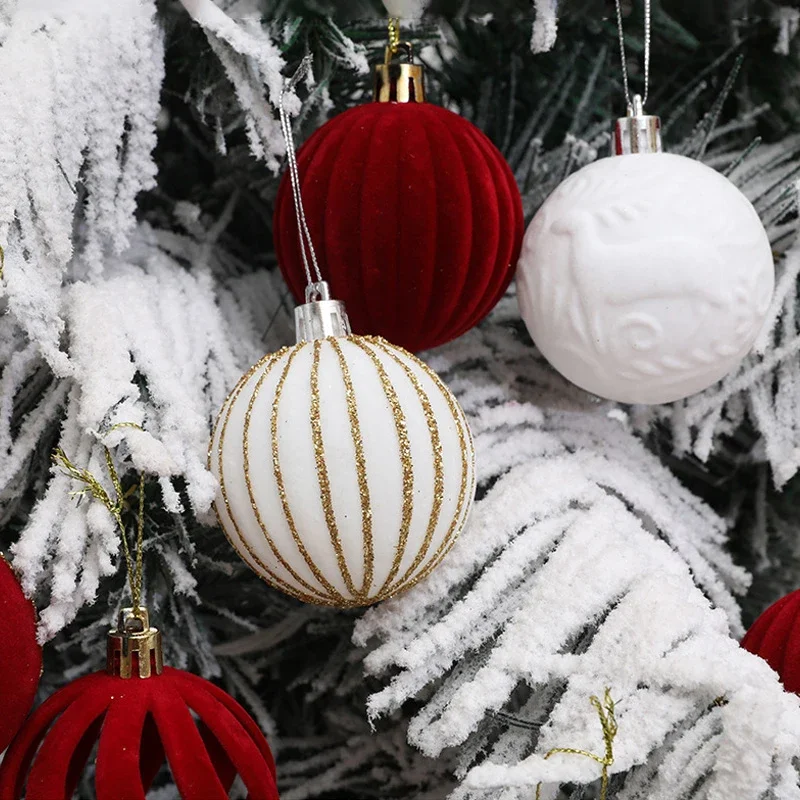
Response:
741,589,800,692
273,27,523,353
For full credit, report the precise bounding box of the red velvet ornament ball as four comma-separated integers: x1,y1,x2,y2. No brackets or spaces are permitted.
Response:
0,609,278,800
273,60,524,353
741,589,800,693
0,555,41,753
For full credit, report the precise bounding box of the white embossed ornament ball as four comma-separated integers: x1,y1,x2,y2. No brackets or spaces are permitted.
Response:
516,152,774,404
210,335,476,607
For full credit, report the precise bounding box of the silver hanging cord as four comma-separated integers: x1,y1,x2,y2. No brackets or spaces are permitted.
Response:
279,54,324,289
279,56,351,341
614,0,651,111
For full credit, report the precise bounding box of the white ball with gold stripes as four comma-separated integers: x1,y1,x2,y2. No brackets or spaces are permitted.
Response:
209,335,476,607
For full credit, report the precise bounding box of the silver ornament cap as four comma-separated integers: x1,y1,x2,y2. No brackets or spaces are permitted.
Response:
294,281,352,342
613,94,662,155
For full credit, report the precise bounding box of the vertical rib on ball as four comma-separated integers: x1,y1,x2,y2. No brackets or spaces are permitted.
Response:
0,669,278,800
274,103,524,353
0,557,41,755
742,589,800,693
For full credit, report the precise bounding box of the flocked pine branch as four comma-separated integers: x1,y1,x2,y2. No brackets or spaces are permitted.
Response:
6,221,270,637
1,4,800,800
178,0,293,169
0,0,163,375
352,293,800,800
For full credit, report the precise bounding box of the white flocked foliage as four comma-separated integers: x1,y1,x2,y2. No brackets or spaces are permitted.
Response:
382,0,429,21
178,0,367,167
531,0,559,54
1,2,800,798
0,0,163,375
179,0,291,169
6,223,268,638
354,294,800,799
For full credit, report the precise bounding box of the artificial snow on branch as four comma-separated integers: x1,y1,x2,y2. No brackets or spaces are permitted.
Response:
179,0,370,168
178,0,293,168
382,0,429,21
354,294,800,799
6,222,271,638
773,6,800,55
0,0,163,375
531,0,559,54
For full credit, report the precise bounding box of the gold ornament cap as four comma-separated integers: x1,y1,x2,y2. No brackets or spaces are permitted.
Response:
373,19,424,104
107,606,163,679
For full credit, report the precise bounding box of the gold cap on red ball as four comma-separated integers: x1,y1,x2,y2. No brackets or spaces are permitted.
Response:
373,18,425,103
106,606,163,679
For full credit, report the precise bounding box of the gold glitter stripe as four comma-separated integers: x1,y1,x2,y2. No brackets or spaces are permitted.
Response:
264,343,347,603
208,350,277,467
364,337,474,600
369,338,444,595
408,431,477,589
310,340,360,598
212,348,332,604
349,337,413,596
413,356,475,565
243,346,332,597
329,337,374,598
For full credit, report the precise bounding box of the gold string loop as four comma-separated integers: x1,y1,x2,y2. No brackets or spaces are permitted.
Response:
535,688,618,800
385,17,413,64
388,17,400,54
54,422,147,610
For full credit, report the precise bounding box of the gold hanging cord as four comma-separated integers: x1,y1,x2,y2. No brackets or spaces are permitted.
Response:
386,17,413,63
374,17,424,103
535,689,618,800
54,423,146,611
55,423,163,679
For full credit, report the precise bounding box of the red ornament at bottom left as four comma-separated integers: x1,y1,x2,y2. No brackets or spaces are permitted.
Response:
0,607,278,800
0,555,41,753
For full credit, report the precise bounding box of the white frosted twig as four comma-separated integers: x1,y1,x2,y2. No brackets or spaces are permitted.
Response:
0,0,163,372
179,0,289,169
355,291,800,798
382,0,428,20
531,0,559,54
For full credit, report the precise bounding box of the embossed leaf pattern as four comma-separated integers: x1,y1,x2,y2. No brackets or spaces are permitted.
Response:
519,154,774,402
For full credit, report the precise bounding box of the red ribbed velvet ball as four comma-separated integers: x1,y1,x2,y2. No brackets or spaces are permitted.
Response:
0,667,278,800
274,102,524,352
741,589,800,693
0,556,41,753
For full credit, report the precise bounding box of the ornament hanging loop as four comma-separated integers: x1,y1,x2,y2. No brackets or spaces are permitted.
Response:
612,2,660,155
53,432,147,612
279,55,324,290
385,18,413,64
615,0,652,110
278,57,352,342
